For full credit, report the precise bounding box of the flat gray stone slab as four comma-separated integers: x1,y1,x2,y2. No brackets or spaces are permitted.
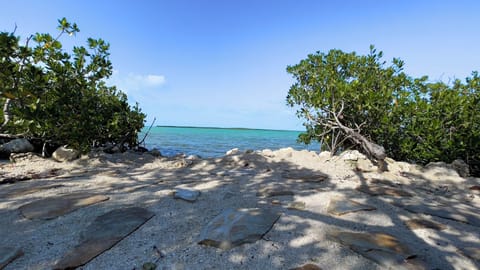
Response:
391,197,480,227
5,184,64,198
329,231,425,270
290,263,322,270
356,185,412,197
405,218,447,231
281,171,328,183
287,201,306,210
459,246,480,262
54,207,154,269
257,186,294,197
173,188,200,202
0,247,23,269
198,208,280,250
327,196,376,216
19,193,109,220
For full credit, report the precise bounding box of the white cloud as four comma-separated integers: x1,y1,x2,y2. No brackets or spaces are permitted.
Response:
107,71,166,94
144,75,166,86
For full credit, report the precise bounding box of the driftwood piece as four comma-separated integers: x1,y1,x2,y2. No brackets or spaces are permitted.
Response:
331,103,386,162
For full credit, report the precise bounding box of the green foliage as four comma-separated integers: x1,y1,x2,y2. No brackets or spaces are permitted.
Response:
287,46,480,174
0,18,145,152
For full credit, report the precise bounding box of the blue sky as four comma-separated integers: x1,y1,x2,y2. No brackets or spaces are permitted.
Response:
1,1,479,130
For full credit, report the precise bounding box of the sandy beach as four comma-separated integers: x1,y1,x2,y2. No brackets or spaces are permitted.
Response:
1,148,479,270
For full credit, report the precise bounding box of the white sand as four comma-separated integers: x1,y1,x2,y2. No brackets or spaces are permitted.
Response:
0,149,479,270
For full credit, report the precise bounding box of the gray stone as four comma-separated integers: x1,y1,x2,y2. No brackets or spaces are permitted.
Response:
19,193,109,220
52,146,80,162
54,207,154,269
0,138,34,155
0,247,23,269
329,231,425,270
327,196,376,216
198,208,280,250
173,188,200,202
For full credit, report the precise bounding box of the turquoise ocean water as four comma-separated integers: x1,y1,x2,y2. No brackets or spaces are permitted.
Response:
139,126,320,157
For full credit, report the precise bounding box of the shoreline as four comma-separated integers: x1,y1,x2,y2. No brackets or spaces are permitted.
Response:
153,125,303,132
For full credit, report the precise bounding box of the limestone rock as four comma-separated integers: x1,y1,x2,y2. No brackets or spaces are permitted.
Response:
451,159,469,177
385,158,412,173
424,162,460,178
0,247,23,269
186,154,200,160
226,148,239,155
198,208,280,250
287,201,306,210
405,218,446,231
54,207,154,269
149,148,162,157
173,188,200,202
340,150,366,161
391,197,480,227
356,158,377,172
52,146,80,162
19,193,109,220
9,152,43,163
142,262,157,270
6,184,64,198
261,149,274,157
290,263,322,270
329,231,425,270
281,170,328,183
318,151,331,159
0,138,34,155
257,186,294,197
356,185,412,197
327,196,376,216
459,246,480,262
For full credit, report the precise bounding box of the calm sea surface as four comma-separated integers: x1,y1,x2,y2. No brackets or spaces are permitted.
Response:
139,126,320,157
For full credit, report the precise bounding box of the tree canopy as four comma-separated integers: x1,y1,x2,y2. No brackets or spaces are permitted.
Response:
287,46,479,175
0,18,145,153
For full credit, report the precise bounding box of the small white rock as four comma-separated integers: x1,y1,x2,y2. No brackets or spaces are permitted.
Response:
52,146,80,162
226,148,239,155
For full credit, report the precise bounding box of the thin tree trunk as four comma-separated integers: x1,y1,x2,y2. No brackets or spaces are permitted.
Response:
1,98,12,131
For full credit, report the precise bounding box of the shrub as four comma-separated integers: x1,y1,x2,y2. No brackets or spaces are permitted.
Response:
287,46,479,175
0,18,145,152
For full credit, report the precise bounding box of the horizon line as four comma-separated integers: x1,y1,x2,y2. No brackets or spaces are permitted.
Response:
154,125,303,132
